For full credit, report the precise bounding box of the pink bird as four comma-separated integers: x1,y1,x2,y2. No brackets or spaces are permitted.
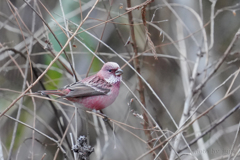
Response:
39,62,123,110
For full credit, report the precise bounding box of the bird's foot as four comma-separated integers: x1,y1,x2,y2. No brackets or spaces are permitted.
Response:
102,115,110,122
92,110,110,122
97,112,110,122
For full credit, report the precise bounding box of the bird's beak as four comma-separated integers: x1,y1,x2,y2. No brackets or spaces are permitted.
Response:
115,69,123,76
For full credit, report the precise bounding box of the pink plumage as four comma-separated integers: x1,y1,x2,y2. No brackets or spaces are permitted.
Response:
39,62,123,110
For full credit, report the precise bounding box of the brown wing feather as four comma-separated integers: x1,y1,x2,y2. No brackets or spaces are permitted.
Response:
64,80,110,98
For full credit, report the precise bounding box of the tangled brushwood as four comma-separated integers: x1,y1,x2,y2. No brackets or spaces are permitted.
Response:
1,0,240,160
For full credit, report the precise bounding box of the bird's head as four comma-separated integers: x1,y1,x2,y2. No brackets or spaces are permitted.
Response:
97,62,123,84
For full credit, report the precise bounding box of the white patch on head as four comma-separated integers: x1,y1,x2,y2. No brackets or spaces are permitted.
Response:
104,74,121,84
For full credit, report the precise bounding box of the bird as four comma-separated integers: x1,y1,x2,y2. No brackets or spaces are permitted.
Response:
38,62,123,110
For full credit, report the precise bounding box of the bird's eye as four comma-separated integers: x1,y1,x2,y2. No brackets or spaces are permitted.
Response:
108,69,112,72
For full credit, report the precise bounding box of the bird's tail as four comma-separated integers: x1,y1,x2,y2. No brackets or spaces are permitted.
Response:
38,90,66,96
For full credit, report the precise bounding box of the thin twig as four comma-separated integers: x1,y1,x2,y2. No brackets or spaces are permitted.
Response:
127,0,154,150
194,28,240,93
227,119,240,160
178,102,240,152
24,0,79,82
0,0,100,118
136,83,240,160
53,112,75,160
2,113,66,154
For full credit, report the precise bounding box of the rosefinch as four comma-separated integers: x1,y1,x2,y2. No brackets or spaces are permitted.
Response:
38,62,123,110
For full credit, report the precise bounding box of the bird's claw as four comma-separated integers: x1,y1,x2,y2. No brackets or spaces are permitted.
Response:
98,112,110,122
98,113,109,122
102,115,110,122
92,110,110,122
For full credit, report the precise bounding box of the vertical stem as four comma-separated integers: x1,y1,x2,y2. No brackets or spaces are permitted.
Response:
0,138,3,160
30,1,37,160
126,0,152,148
169,20,203,160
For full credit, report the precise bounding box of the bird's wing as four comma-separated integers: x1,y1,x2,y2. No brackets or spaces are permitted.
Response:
64,77,111,98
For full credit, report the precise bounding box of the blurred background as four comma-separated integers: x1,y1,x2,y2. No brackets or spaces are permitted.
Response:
0,0,240,159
